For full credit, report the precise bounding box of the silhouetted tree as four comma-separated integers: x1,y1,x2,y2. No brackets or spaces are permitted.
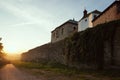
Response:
0,38,4,65
0,38,3,56
0,43,3,57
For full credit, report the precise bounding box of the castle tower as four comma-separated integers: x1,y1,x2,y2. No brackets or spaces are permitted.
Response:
83,9,87,17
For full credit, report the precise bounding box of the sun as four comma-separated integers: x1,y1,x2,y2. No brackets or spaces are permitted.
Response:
3,46,22,54
2,45,22,60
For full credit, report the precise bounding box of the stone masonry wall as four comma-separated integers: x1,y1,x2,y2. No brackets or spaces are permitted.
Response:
113,26,120,66
104,25,120,67
21,41,65,64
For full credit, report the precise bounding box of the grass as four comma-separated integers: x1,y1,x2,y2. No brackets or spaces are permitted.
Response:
12,60,79,75
12,61,120,80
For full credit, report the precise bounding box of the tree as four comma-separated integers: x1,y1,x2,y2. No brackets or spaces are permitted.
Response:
0,38,4,65
0,38,3,57
0,43,3,57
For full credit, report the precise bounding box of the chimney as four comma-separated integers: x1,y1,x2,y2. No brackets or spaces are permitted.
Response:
83,9,87,17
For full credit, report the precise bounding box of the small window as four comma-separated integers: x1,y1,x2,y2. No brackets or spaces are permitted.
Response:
53,33,55,37
61,28,64,35
54,33,56,37
73,27,76,30
94,15,97,19
56,31,59,38
85,19,87,22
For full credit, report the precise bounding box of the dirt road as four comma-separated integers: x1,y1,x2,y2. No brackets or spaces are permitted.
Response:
0,64,42,80
0,64,116,80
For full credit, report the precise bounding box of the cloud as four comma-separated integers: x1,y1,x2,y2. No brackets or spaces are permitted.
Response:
0,0,57,35
0,1,37,22
0,0,53,25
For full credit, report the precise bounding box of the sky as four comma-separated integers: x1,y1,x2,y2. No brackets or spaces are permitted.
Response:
0,0,114,54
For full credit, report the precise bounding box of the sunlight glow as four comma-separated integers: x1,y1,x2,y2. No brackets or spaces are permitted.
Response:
5,54,21,60
3,46,24,54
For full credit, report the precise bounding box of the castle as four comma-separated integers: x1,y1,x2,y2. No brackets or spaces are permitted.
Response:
51,0,120,43
22,0,120,69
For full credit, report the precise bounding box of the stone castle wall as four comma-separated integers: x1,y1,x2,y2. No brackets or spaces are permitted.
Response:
113,26,120,66
104,25,120,67
21,41,65,64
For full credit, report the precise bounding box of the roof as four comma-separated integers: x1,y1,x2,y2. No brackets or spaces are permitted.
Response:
79,10,101,22
51,19,78,33
92,1,120,22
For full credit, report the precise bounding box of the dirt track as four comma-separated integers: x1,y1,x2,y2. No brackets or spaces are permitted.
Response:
0,64,42,80
0,64,117,80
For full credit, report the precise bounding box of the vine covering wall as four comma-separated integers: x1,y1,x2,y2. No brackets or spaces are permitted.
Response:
64,20,120,69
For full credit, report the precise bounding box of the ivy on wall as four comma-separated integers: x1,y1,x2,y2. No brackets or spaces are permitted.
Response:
64,20,120,69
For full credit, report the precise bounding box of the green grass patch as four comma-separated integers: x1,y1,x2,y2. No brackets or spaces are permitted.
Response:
12,61,80,75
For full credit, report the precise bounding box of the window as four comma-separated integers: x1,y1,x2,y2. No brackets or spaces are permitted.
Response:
53,32,55,37
85,19,87,22
73,27,76,30
94,15,97,19
56,31,59,38
61,28,64,35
